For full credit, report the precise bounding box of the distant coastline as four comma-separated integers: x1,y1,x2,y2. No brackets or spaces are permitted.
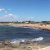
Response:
0,22,50,30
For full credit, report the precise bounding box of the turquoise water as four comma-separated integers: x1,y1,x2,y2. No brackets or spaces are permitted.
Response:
0,25,50,43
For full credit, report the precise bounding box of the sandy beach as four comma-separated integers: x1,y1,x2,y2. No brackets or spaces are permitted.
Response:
0,23,50,50
6,23,50,30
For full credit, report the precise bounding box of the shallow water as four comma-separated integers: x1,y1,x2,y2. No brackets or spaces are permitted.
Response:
0,25,50,43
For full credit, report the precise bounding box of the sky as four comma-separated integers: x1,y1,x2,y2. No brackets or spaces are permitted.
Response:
0,0,50,22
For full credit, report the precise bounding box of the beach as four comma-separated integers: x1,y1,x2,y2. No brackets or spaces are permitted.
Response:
0,23,50,50
1,23,50,30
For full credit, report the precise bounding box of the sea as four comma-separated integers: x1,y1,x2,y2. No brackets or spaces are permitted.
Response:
0,25,50,45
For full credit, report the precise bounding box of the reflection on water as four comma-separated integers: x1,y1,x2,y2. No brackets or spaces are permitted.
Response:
0,25,50,44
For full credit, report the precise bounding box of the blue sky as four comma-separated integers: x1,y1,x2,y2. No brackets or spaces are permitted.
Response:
0,0,50,22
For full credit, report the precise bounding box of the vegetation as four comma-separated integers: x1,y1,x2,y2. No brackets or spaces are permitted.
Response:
0,21,50,24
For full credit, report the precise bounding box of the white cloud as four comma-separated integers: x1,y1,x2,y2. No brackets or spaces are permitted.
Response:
0,8,10,14
0,8,5,12
0,13,17,22
8,13,13,16
0,8,17,22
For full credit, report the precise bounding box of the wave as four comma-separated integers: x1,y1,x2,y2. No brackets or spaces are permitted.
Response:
31,37,44,41
10,37,44,44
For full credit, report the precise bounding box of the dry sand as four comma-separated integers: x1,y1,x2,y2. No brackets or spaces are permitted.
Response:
0,23,50,30
7,23,50,30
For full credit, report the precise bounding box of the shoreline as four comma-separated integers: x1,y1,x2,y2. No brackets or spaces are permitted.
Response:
0,23,50,50
5,23,50,31
0,23,50,30
0,23,50,32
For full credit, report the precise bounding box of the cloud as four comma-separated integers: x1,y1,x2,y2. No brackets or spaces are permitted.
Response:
0,8,9,14
0,13,17,22
0,8,18,22
8,13,13,16
0,8,17,22
0,8,5,12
